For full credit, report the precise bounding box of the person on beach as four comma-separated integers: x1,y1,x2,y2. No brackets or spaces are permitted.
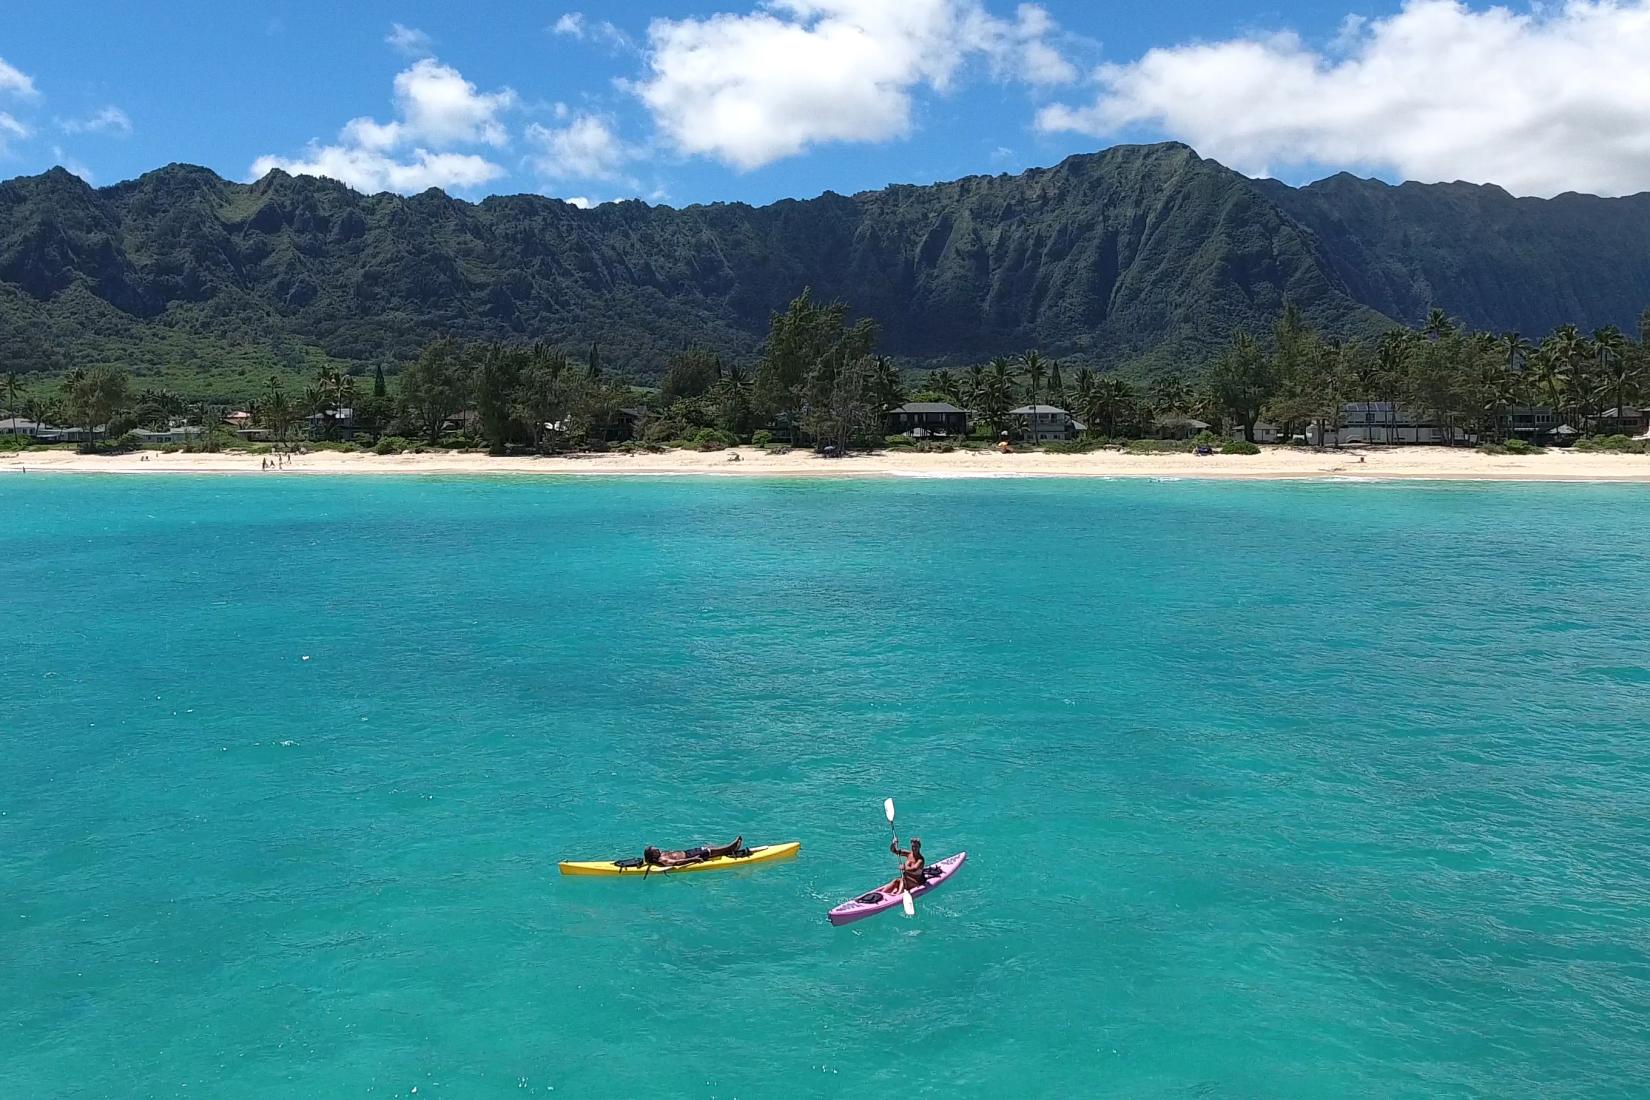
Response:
643,836,744,868
879,837,925,896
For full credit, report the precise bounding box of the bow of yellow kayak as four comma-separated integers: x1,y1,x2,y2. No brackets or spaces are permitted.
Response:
559,841,801,877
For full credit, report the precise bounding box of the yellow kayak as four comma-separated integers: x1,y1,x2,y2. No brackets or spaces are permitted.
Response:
559,842,801,877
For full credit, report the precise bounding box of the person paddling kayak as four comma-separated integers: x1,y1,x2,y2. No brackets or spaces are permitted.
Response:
643,836,744,869
877,837,925,896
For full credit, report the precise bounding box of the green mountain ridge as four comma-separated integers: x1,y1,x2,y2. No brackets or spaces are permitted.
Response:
3,142,1648,390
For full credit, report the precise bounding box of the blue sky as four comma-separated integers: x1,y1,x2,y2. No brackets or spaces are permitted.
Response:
3,1,1649,204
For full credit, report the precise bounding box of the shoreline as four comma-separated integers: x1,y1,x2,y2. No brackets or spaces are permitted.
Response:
5,445,1650,483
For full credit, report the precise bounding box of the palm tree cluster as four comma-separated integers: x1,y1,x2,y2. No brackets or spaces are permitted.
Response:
1240,306,1650,444
922,355,1175,440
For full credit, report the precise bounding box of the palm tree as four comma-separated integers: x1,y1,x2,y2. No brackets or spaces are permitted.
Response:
1422,308,1454,341
1073,368,1096,435
1593,325,1632,430
1371,330,1414,443
1094,377,1133,438
3,372,18,423
1019,350,1046,442
964,363,988,411
869,355,904,413
980,359,1016,434
1499,331,1532,373
262,376,295,445
1149,371,1191,419
1529,351,1569,431
928,369,961,405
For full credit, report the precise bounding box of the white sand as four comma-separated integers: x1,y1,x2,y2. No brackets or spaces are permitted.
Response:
5,445,1650,482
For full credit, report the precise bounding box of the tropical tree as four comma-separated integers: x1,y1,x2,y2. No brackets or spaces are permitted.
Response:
1083,375,1133,438
1149,371,1192,419
1499,331,1533,373
1593,325,1633,426
1019,350,1047,440
802,350,879,454
755,290,875,440
659,348,723,404
929,369,962,406
474,343,525,453
1422,307,1455,341
1073,369,1095,433
1206,333,1278,443
260,377,296,444
66,366,130,440
977,358,1016,433
400,337,471,444
964,363,988,411
516,343,573,451
869,355,905,413
1044,360,1066,410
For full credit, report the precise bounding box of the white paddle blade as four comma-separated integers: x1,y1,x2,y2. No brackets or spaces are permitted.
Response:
901,890,916,918
884,798,897,824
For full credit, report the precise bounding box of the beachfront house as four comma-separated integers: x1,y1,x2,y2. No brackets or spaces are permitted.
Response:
0,417,45,437
1011,405,1081,443
1241,422,1284,444
1590,407,1648,437
1313,402,1477,446
1155,416,1212,441
612,407,649,443
885,402,968,439
33,425,99,444
131,426,205,446
305,407,356,440
1509,406,1562,441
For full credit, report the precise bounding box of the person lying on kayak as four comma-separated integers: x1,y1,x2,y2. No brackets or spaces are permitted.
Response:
643,836,744,868
878,837,925,896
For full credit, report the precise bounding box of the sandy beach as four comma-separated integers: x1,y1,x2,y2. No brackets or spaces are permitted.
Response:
5,444,1650,482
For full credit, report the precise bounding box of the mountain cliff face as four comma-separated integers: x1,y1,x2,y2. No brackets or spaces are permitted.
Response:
1,142,1646,382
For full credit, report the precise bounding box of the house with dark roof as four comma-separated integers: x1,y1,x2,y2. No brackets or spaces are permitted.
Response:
885,402,967,439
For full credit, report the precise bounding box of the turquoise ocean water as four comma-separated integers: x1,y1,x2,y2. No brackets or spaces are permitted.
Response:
4,474,1650,1098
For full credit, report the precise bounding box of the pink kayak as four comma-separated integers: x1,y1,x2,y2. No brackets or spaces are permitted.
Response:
827,852,968,926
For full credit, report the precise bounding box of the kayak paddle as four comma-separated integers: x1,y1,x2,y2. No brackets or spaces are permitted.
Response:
885,798,916,918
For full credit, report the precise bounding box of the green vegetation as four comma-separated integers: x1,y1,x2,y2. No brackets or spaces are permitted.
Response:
7,144,1650,399
1574,435,1650,454
1222,440,1262,455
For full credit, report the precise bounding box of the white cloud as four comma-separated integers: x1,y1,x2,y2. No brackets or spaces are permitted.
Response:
563,195,594,209
0,111,29,155
1037,0,1650,198
59,106,132,136
251,58,515,194
553,12,632,49
376,58,516,148
250,145,504,194
527,113,635,182
52,145,95,184
386,23,434,57
0,56,39,100
631,0,1074,170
